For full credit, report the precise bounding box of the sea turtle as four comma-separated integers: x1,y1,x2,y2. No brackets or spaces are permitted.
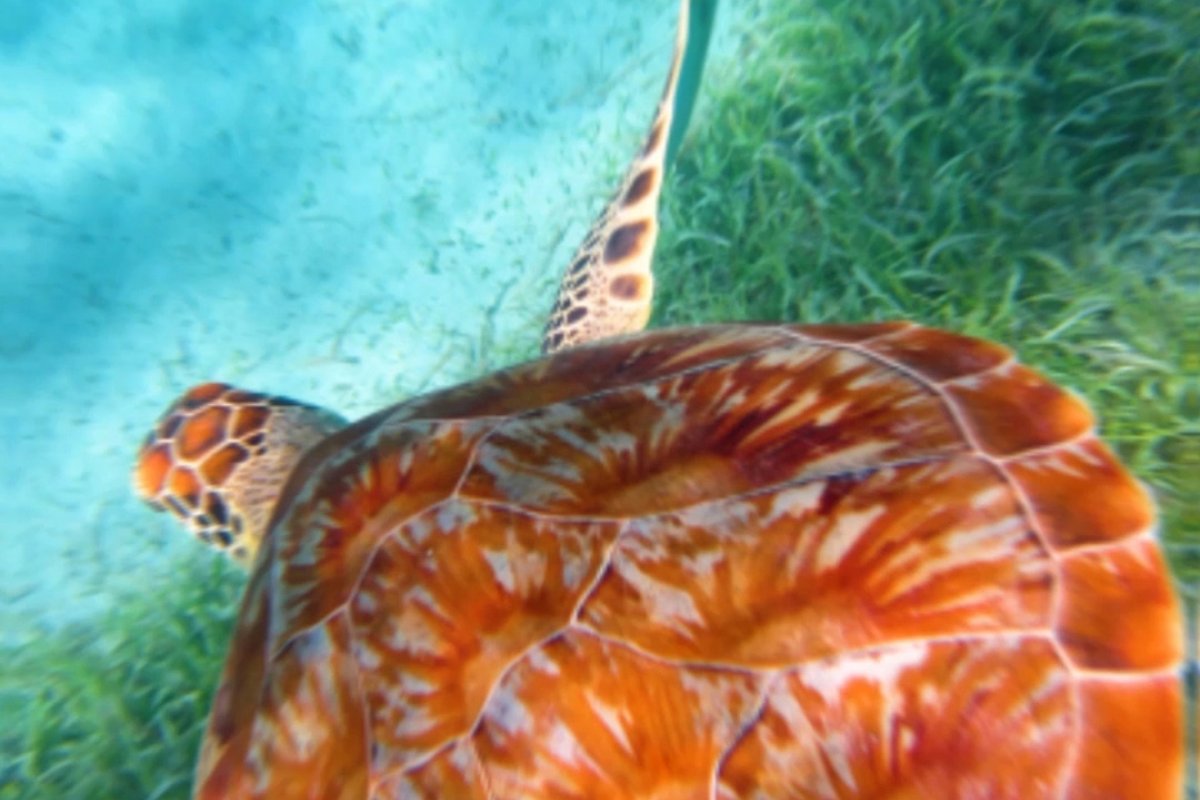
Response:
132,1,1184,797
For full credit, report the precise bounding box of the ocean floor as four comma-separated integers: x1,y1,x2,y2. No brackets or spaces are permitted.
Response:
0,0,738,642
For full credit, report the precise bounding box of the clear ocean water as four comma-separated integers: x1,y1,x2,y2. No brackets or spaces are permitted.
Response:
2,0,705,639
2,0,1195,796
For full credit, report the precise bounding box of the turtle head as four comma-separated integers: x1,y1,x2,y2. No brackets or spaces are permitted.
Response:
132,382,346,568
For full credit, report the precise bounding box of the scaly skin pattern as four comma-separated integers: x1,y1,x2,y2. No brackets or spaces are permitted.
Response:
134,382,345,565
193,322,1182,799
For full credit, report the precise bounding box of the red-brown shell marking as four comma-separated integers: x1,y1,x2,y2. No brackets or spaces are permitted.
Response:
195,323,1182,799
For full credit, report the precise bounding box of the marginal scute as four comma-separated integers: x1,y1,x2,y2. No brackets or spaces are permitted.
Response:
1005,436,1154,549
945,362,1094,456
1055,537,1182,670
199,615,367,800
857,324,1013,381
1069,677,1183,799
196,554,274,790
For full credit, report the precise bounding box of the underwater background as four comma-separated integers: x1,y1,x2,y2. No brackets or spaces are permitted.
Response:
1,0,1195,797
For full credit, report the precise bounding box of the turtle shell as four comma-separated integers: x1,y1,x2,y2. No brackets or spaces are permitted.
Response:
195,322,1182,799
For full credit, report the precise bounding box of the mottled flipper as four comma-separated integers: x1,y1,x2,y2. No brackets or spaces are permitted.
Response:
541,0,716,354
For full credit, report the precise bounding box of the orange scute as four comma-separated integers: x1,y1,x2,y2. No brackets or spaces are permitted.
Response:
177,405,232,460
134,442,173,498
476,631,763,797
866,324,1013,381
167,466,203,506
1007,436,1154,549
601,452,747,515
231,404,271,438
719,637,1074,798
200,443,251,487
580,457,1053,667
946,362,1094,456
459,344,966,517
1069,676,1183,798
1056,537,1182,670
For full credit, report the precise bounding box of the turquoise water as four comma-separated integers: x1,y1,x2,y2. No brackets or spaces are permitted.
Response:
1,0,710,641
2,0,1195,796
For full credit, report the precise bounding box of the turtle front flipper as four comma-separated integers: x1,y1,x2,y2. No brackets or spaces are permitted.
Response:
132,382,345,567
541,0,717,354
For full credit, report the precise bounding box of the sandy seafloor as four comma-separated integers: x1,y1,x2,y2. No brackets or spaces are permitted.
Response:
0,0,743,643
